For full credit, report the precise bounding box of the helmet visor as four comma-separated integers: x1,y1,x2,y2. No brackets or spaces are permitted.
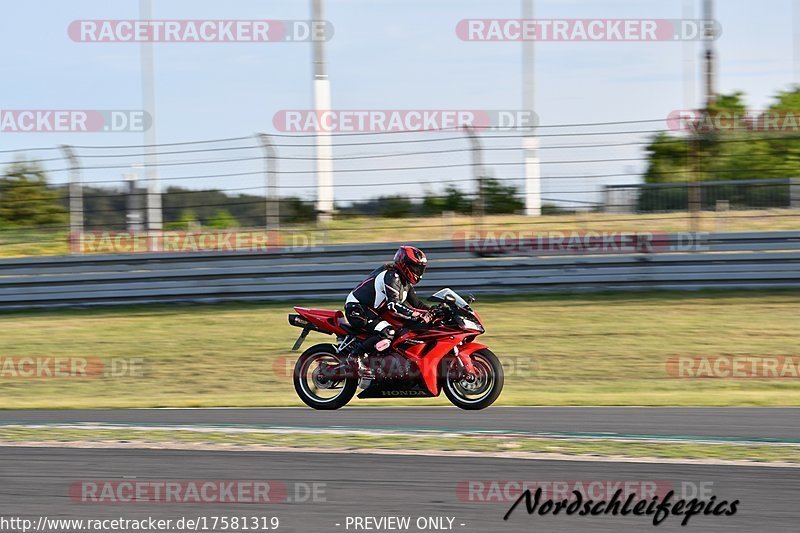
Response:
408,261,426,279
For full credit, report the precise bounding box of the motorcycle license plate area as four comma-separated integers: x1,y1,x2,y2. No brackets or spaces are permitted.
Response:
292,328,310,351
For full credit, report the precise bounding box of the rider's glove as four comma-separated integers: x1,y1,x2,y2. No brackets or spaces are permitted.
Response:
413,310,433,324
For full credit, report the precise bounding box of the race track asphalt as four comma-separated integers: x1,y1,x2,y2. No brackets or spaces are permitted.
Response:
0,447,795,532
1,407,799,441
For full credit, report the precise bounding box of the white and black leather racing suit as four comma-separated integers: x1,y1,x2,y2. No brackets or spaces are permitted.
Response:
344,264,429,358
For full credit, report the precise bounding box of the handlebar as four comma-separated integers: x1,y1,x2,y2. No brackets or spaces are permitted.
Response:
427,304,452,323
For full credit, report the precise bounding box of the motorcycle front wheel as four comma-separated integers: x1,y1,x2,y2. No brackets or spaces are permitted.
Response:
442,349,504,410
293,344,358,410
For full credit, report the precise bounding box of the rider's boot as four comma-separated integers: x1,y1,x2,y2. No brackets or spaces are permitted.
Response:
348,341,375,383
350,338,391,389
358,338,393,387
350,331,393,387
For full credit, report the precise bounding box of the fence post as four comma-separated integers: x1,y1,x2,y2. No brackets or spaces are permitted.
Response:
125,172,144,231
790,178,800,209
60,145,83,254
688,136,702,233
257,133,280,233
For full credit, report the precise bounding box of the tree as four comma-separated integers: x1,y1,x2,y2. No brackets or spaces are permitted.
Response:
377,195,414,218
165,209,199,230
483,178,524,214
206,209,238,229
280,197,316,223
422,185,472,215
339,195,416,218
644,87,800,185
0,161,66,227
641,87,800,210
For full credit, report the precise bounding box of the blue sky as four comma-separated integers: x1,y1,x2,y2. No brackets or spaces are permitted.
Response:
0,0,797,206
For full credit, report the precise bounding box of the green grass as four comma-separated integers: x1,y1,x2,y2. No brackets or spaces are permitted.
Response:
2,209,799,257
311,210,800,245
0,229,68,257
2,427,799,463
1,291,800,408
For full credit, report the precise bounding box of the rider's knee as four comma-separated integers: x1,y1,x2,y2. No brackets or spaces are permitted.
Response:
373,320,396,339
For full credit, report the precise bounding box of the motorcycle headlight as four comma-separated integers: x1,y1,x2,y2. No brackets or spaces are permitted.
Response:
460,318,484,332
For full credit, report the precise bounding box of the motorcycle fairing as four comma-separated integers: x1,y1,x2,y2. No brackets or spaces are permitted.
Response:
289,307,488,396
290,307,353,349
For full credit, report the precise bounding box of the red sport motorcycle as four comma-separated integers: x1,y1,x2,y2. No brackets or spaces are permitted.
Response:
288,289,503,410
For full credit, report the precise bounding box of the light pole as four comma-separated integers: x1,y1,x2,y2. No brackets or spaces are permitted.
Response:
140,0,162,250
794,0,799,85
312,0,333,223
682,0,697,110
702,0,717,107
522,0,541,216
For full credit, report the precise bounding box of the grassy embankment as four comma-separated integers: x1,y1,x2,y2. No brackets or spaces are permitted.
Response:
1,291,799,408
1,209,798,257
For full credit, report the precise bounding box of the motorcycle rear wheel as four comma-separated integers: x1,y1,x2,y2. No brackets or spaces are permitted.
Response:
293,344,358,410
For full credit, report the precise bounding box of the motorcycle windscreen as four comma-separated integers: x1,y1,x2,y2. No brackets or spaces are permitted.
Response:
430,288,470,309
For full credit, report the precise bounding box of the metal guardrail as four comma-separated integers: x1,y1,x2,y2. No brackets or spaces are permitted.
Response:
1,231,799,310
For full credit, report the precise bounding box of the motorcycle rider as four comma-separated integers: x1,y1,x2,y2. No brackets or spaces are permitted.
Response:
344,245,431,378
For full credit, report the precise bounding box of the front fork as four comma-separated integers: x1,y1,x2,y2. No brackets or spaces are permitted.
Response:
451,346,478,382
